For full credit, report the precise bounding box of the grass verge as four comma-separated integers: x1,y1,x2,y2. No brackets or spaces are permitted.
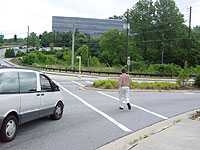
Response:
93,80,181,90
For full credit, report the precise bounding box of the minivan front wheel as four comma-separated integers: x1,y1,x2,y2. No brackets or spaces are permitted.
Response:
51,102,64,120
0,115,18,142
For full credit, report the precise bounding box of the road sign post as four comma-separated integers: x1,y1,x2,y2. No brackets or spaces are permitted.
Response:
72,24,75,70
127,56,130,73
76,56,81,74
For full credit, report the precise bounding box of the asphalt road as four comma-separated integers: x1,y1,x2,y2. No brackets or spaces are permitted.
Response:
0,73,200,150
0,59,14,67
0,49,6,58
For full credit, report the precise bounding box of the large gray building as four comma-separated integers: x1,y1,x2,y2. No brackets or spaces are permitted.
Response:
52,16,124,36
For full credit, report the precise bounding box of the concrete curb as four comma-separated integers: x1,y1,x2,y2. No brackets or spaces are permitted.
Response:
2,59,18,67
46,72,200,93
42,71,199,93
84,86,200,93
97,109,200,150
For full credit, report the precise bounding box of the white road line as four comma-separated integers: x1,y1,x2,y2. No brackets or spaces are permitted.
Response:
97,91,169,120
85,81,93,84
72,81,85,87
184,93,195,95
54,81,132,132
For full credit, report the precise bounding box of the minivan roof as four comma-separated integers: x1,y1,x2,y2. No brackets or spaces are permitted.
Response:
0,68,40,74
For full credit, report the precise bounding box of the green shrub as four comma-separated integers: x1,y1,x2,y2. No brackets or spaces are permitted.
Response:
63,51,71,65
104,82,113,89
46,55,57,65
94,80,179,90
131,61,146,72
22,51,58,65
22,52,38,65
147,64,181,76
16,51,25,57
56,50,64,59
90,56,101,67
177,69,191,87
131,82,180,90
93,80,106,88
5,48,15,58
93,80,118,89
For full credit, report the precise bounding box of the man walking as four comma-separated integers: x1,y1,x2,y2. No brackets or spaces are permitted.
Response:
118,68,131,110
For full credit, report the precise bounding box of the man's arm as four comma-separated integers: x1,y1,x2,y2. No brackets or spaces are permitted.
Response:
128,75,131,88
118,75,122,88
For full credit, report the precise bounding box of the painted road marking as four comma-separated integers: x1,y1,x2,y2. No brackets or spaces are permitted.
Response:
184,93,195,95
97,91,169,120
54,81,132,132
85,81,93,84
72,81,85,87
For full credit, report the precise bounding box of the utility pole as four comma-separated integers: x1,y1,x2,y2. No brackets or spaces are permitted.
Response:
188,6,192,39
187,6,192,66
76,56,81,74
161,33,164,64
126,9,130,65
27,25,29,52
71,24,75,70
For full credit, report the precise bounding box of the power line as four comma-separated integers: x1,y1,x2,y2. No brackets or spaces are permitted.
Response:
135,37,190,43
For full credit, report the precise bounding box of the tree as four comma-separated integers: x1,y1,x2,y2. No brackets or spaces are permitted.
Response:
55,32,72,47
154,0,186,64
193,26,200,46
14,34,17,41
129,0,156,62
63,50,71,65
5,49,15,58
76,45,90,66
75,32,90,50
40,31,49,47
99,29,127,66
128,0,190,65
29,32,40,48
0,34,4,45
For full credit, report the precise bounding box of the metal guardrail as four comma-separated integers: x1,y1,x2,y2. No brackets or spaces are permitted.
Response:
1,60,197,81
33,66,196,79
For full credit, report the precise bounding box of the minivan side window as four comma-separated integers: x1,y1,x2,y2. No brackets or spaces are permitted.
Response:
40,75,53,92
19,72,37,93
0,72,19,94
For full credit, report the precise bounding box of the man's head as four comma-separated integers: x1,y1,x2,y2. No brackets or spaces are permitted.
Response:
121,68,127,73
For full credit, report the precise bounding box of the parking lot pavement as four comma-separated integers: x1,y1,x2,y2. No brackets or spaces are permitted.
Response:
1,74,200,150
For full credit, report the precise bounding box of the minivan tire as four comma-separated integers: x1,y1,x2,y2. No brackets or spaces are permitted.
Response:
0,115,18,142
50,102,64,120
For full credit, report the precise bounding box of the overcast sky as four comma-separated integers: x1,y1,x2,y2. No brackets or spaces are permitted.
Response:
0,0,199,38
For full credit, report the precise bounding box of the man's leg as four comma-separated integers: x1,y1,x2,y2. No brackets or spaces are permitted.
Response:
119,88,125,109
125,87,131,110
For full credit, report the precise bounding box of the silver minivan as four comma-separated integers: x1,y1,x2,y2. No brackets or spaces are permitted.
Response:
0,68,64,142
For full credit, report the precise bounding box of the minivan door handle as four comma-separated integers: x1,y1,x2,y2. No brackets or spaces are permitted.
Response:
36,93,40,96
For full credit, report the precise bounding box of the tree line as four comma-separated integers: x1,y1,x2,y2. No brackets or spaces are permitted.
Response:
2,0,200,68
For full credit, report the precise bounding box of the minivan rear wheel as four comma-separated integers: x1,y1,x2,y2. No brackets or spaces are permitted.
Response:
50,102,64,120
0,115,18,142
